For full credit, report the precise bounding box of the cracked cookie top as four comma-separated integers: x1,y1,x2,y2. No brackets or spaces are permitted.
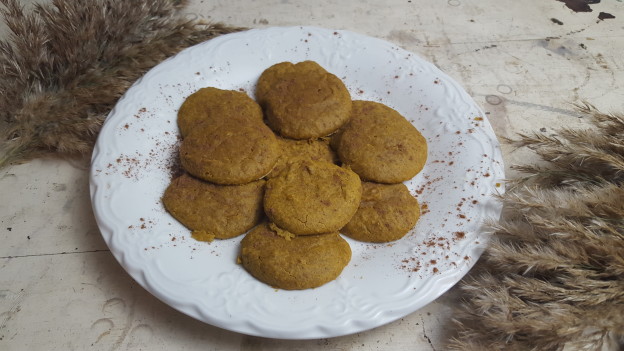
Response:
162,174,266,239
265,136,338,179
177,87,263,138
333,100,428,183
263,159,362,235
341,181,420,243
239,223,352,290
255,61,352,139
179,119,279,185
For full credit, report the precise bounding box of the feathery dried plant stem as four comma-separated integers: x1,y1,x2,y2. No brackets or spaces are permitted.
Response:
448,104,624,351
0,0,245,169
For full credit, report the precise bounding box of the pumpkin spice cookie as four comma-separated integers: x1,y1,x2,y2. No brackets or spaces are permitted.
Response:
162,174,266,240
264,159,362,235
333,100,428,183
179,119,279,185
255,61,352,139
177,87,263,137
341,182,420,243
265,136,338,179
239,223,352,290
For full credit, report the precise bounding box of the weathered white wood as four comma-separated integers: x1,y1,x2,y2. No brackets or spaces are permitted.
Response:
1,0,622,349
1,235,455,349
0,159,106,258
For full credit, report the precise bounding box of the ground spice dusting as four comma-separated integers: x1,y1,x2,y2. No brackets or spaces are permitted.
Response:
98,63,498,288
98,107,182,181
399,257,421,272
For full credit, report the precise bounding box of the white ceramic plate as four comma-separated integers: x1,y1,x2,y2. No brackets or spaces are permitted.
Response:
90,26,504,339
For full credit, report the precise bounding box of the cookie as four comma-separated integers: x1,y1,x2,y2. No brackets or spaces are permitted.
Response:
177,87,263,137
255,61,352,139
239,223,351,290
179,119,279,185
162,174,266,239
341,182,420,243
333,100,428,183
264,159,362,235
265,136,338,179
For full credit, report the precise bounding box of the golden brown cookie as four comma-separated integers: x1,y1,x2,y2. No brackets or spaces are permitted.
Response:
162,174,266,239
264,160,362,235
333,100,428,183
239,223,351,290
255,61,352,139
265,136,338,179
177,87,263,138
179,120,279,185
341,182,420,243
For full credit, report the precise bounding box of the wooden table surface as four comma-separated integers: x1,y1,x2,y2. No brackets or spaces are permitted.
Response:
1,0,622,350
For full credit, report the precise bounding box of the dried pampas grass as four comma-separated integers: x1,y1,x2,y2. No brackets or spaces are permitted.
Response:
449,104,624,351
0,0,244,168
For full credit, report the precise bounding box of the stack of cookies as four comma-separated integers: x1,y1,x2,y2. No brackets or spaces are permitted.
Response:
162,61,427,290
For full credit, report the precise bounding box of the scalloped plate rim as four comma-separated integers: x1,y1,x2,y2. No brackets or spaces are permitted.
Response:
89,26,504,339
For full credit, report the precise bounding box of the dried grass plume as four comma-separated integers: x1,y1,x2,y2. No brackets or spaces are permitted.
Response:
449,104,624,351
0,0,244,168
